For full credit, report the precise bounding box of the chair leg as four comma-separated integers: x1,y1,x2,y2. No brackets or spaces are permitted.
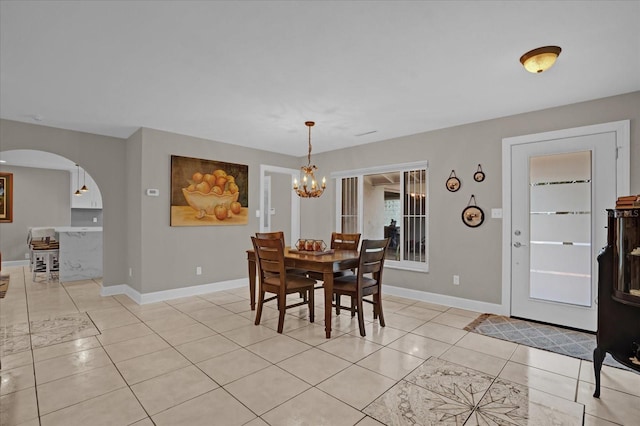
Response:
255,290,265,325
335,294,341,315
277,294,286,333
356,295,366,337
375,293,385,327
350,296,356,317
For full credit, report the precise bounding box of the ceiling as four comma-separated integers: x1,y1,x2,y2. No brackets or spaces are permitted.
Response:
1,1,639,158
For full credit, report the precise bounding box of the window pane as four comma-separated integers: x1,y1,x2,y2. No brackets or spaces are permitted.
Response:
529,151,591,307
403,169,427,263
341,177,358,233
336,162,428,271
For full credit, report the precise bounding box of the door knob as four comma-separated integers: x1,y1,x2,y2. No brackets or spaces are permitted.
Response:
514,230,521,236
513,242,522,248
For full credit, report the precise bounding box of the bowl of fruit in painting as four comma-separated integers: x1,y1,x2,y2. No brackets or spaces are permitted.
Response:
182,169,242,220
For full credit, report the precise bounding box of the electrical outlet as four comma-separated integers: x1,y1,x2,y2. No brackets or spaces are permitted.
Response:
453,275,460,285
25,253,30,259
196,266,202,275
129,268,132,277
93,217,98,223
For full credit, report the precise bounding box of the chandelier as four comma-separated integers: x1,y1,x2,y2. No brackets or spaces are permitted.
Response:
293,121,325,198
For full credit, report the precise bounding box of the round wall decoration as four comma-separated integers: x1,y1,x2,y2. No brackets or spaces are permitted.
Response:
446,170,461,192
462,194,484,228
474,164,485,182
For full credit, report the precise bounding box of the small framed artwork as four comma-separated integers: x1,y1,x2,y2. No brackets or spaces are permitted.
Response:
446,170,461,192
170,155,248,226
0,172,13,223
462,194,484,228
474,164,485,182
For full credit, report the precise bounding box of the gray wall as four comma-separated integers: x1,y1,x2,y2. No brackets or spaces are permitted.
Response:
302,91,640,305
135,127,299,294
126,128,143,293
1,91,638,306
71,209,103,227
0,120,128,286
0,165,71,260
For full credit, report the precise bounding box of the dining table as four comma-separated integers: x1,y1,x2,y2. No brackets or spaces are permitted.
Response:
246,247,359,338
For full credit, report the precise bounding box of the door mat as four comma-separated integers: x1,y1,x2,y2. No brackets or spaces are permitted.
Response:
465,313,634,371
0,274,9,298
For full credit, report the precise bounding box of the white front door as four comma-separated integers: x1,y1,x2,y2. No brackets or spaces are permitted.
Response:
503,121,629,331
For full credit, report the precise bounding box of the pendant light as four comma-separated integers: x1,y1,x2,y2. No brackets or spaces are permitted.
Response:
74,164,82,196
80,167,89,192
293,121,326,198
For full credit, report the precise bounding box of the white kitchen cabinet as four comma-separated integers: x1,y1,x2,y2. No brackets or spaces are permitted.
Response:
70,168,103,209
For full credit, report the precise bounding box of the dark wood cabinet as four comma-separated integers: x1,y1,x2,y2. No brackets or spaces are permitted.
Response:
593,208,640,397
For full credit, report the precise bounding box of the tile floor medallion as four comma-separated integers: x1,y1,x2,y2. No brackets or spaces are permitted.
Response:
0,322,32,356
30,312,100,349
1,313,100,356
471,378,583,425
365,358,494,425
364,358,584,425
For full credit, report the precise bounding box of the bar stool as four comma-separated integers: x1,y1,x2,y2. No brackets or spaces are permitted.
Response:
30,240,59,282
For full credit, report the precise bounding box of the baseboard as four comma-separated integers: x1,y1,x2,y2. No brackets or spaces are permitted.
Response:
383,285,507,316
100,278,248,305
99,277,504,313
2,260,30,268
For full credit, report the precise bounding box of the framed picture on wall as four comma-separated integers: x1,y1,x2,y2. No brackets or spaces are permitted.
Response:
170,155,248,226
0,172,13,223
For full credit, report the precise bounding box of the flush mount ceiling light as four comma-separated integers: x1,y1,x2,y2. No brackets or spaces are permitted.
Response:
293,121,326,198
520,46,562,73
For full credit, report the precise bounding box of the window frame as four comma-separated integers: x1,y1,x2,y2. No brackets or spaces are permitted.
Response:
332,160,429,272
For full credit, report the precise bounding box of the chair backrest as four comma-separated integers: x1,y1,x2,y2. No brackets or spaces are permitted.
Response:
28,227,56,246
256,231,284,240
357,238,390,281
251,236,286,284
256,231,286,246
331,232,361,250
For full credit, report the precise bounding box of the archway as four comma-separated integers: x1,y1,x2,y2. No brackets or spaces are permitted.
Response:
0,149,104,281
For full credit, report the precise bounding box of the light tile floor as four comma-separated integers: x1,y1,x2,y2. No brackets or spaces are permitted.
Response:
1,266,639,425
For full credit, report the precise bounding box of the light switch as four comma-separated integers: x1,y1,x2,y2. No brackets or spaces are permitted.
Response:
491,208,503,219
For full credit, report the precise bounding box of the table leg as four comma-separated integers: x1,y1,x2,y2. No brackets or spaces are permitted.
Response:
248,258,256,310
323,271,333,338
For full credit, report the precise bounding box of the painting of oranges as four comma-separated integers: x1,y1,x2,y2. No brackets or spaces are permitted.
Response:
170,155,248,226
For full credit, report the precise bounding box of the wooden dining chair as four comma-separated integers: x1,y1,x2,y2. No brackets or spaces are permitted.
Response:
332,238,390,337
251,236,316,333
308,232,361,283
330,232,361,251
255,231,307,275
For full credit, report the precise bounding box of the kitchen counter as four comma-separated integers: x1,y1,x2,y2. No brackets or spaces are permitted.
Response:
55,226,103,232
55,227,103,281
